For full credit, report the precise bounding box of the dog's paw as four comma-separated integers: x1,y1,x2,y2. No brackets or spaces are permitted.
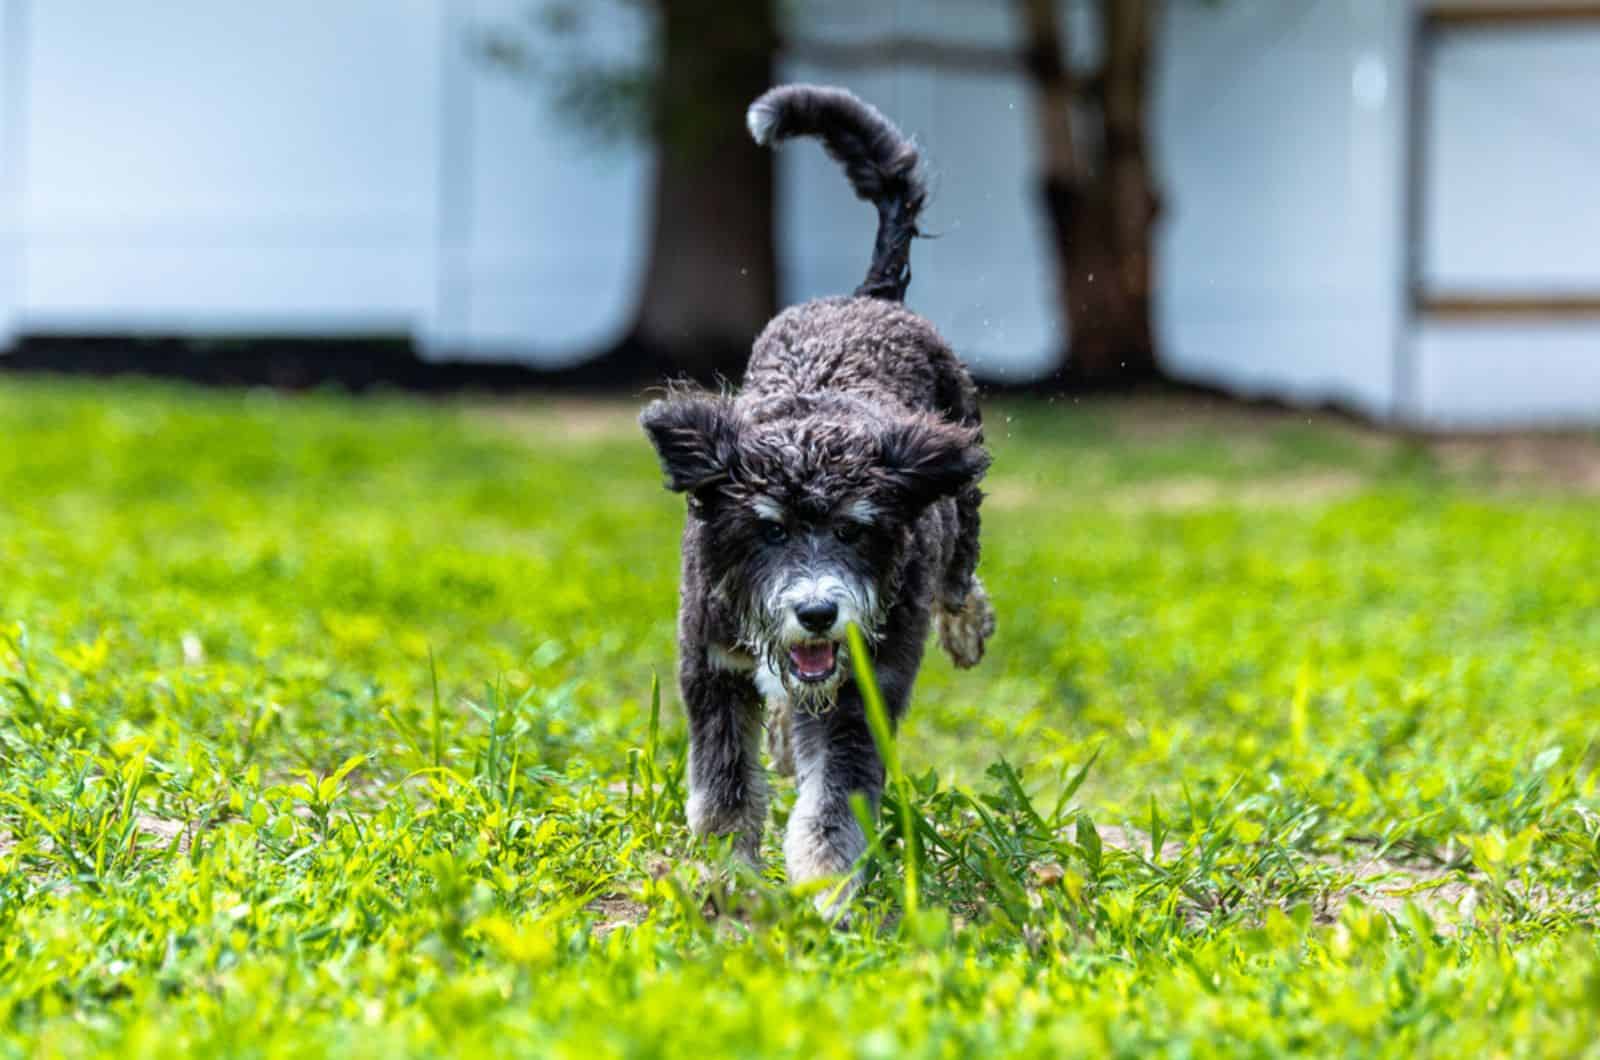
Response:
785,815,864,921
806,873,860,924
937,579,996,669
686,789,767,866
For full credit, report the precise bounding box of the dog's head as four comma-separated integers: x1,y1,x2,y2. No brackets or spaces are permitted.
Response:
642,392,988,708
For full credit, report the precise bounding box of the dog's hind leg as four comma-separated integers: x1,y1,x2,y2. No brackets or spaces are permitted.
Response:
682,648,768,863
936,483,995,669
929,358,994,669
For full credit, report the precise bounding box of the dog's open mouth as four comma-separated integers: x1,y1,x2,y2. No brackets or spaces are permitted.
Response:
787,640,839,683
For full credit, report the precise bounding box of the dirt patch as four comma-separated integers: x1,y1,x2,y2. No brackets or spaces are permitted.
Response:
1094,825,1488,929
1431,433,1600,495
984,470,1367,514
1110,471,1368,513
587,893,651,935
1318,859,1479,927
982,479,1063,512
1090,395,1600,495
1097,825,1185,862
1108,395,1395,452
467,394,1600,497
134,813,194,854
0,815,191,859
470,399,640,446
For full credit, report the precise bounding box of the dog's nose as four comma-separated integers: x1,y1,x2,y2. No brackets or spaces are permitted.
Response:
795,599,838,634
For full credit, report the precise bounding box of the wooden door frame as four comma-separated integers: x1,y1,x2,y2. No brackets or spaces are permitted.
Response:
1395,2,1600,419
1407,2,1600,322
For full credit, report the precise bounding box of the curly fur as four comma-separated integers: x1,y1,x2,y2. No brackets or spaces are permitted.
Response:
641,85,993,914
747,83,928,301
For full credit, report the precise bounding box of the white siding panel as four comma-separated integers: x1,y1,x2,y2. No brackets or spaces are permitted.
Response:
0,0,23,346
1155,0,1408,416
1417,321,1600,427
20,1,439,332
426,0,652,363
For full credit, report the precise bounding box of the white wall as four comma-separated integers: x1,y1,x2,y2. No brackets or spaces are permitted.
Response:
1155,0,1410,418
0,1,23,348
426,0,651,364
1417,322,1600,427
0,0,1593,426
18,0,441,334
0,0,652,360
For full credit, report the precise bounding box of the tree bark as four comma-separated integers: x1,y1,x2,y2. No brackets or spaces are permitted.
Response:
1020,0,1163,386
628,0,779,385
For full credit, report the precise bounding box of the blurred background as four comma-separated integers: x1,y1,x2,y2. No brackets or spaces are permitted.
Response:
0,0,1597,427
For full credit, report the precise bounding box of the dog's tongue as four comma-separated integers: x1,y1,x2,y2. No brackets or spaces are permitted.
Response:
789,642,837,678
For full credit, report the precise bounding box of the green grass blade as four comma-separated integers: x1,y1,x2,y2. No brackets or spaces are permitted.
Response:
847,622,917,921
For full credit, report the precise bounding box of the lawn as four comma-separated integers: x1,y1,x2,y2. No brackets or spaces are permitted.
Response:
2,377,1599,1057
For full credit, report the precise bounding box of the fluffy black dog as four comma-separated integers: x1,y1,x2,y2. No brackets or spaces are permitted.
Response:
641,84,994,910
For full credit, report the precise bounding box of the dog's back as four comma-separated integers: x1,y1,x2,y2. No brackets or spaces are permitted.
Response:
741,296,976,425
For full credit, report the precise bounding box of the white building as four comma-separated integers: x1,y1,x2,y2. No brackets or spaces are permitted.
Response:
0,1,1596,427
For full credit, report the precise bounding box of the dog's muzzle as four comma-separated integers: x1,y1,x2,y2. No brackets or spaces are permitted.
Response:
764,573,877,694
787,598,841,682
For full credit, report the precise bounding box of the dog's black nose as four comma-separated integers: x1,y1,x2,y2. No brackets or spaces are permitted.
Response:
795,599,838,634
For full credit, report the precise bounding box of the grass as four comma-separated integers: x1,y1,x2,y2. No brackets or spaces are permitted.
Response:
2,377,1599,1057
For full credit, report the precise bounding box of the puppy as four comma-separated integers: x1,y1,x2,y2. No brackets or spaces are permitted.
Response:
640,84,995,910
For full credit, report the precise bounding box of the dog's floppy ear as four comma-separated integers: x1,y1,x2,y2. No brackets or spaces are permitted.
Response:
640,395,741,493
876,415,989,511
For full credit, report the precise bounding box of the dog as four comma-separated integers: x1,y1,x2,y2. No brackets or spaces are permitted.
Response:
640,84,995,911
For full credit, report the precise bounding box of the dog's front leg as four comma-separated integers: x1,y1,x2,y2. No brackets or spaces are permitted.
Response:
681,657,768,863
784,700,885,914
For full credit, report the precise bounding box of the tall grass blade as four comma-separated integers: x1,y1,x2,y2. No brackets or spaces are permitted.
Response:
428,648,444,770
846,622,917,921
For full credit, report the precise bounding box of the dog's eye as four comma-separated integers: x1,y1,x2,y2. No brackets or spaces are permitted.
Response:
759,520,788,545
834,521,864,544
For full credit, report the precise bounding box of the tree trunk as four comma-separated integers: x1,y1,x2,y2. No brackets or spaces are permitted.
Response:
1019,0,1163,386
629,0,779,384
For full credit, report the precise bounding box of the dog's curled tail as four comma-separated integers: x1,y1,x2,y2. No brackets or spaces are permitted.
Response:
747,84,927,303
